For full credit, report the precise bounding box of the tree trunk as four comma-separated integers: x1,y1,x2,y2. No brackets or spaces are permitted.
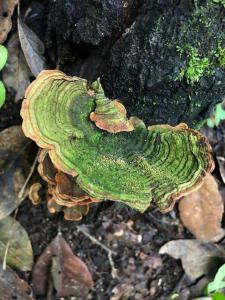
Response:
45,0,225,127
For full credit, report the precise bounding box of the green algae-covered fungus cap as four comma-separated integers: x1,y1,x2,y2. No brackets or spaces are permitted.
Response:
21,70,214,212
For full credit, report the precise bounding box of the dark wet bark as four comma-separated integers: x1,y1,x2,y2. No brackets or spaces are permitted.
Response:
35,0,225,127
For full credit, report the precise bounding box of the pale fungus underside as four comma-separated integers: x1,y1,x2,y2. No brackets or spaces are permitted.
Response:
21,70,214,214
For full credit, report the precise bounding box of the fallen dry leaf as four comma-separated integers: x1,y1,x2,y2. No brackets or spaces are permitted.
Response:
159,239,225,280
18,15,46,77
0,0,18,43
179,174,224,242
3,33,32,102
0,263,35,300
0,164,25,219
0,216,33,271
32,234,93,298
0,126,30,219
0,125,27,174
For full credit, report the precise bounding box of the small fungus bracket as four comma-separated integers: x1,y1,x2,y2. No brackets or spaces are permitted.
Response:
90,79,134,133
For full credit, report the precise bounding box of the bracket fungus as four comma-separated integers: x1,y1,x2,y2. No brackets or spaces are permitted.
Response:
21,70,214,216
37,149,100,221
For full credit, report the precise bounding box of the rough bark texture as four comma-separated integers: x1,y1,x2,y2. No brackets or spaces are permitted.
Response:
46,0,139,79
46,0,225,128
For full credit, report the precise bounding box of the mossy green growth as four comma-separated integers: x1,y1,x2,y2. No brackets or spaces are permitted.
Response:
21,70,213,213
176,46,210,84
0,45,8,108
216,47,225,68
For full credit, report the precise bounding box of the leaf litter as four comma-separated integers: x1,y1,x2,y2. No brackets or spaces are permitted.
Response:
0,263,35,300
179,174,224,242
0,0,18,43
0,216,33,271
32,234,93,298
3,33,32,102
18,12,46,77
159,240,225,280
0,126,32,219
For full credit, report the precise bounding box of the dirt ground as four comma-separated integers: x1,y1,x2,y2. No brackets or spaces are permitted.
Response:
17,198,184,299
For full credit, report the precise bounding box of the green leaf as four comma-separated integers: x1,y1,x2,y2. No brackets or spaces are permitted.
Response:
213,292,225,300
0,81,6,108
207,118,215,128
215,104,225,126
207,264,225,294
207,103,225,128
0,216,33,271
0,45,8,71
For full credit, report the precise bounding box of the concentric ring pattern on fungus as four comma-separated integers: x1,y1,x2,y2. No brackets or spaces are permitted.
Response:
21,70,214,213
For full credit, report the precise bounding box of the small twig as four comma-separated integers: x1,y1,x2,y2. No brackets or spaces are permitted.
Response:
2,151,39,270
77,225,116,255
77,225,118,278
172,273,186,294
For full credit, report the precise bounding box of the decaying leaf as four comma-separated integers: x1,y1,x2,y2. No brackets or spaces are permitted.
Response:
0,164,25,219
0,216,33,271
179,174,224,242
0,126,29,219
3,33,32,102
0,0,18,43
18,15,46,77
0,125,27,174
32,234,93,298
0,263,34,300
159,240,225,280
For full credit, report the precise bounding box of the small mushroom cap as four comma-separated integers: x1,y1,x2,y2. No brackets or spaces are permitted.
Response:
63,205,89,221
55,172,90,202
21,70,214,212
29,183,42,205
38,149,56,185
